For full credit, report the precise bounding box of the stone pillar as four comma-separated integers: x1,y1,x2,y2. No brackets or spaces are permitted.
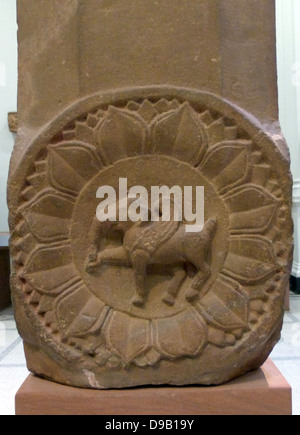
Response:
8,0,293,389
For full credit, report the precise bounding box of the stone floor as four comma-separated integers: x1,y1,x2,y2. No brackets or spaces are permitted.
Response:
1,294,300,415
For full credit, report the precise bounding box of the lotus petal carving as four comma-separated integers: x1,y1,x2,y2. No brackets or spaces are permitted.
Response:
24,244,78,295
22,190,74,243
154,308,207,359
48,142,102,195
55,284,109,339
223,236,277,284
96,107,147,164
103,311,151,364
200,141,252,194
151,103,208,165
197,276,249,330
225,184,279,234
14,96,289,375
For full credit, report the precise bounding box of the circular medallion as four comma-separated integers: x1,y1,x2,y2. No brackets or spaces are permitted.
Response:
9,87,293,387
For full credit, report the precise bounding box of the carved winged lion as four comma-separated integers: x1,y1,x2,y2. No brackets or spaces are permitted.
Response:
86,198,217,307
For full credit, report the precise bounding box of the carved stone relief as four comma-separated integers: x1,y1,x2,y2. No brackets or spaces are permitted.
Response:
8,87,293,388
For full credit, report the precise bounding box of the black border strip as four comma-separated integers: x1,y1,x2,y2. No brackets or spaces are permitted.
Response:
291,276,300,295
